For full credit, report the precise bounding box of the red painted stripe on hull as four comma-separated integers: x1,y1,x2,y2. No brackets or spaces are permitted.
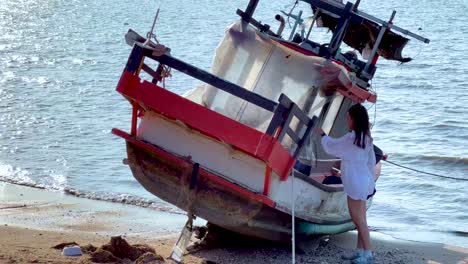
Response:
112,128,276,208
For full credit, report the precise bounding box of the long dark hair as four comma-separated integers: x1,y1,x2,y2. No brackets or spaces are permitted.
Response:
348,103,370,149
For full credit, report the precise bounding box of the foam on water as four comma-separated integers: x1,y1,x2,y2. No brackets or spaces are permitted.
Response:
0,163,34,186
0,164,183,215
62,188,184,215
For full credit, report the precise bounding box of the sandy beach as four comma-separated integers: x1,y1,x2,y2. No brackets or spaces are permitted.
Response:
0,182,466,264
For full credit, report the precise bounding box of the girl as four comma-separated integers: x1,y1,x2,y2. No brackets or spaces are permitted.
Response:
318,103,376,264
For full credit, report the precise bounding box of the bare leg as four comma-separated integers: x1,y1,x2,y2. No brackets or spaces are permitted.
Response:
347,197,363,250
357,231,363,249
347,196,371,251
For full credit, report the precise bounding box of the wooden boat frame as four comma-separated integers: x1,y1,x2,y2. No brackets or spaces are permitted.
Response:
112,0,429,241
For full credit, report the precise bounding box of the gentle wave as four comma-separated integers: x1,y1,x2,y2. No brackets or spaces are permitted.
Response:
63,188,184,215
373,227,468,240
389,153,468,165
417,155,468,165
450,230,468,237
431,123,468,130
0,178,184,215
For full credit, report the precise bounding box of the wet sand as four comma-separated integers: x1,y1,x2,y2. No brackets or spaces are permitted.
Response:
0,182,467,264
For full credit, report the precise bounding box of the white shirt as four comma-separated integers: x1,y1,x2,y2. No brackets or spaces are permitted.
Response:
321,131,376,201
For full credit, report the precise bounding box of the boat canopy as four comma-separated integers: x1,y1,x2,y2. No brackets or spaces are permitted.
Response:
237,0,429,81
311,4,411,62
203,21,354,133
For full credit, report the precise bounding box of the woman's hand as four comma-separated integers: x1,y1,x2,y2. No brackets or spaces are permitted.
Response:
315,127,325,136
331,167,341,177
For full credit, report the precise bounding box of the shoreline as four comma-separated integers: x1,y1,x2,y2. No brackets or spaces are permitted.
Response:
0,182,467,263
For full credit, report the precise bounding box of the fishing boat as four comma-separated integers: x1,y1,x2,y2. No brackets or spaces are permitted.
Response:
112,0,428,242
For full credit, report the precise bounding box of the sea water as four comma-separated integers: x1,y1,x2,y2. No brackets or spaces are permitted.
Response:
0,0,466,247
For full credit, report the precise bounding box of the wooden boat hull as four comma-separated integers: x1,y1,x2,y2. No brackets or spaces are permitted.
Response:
125,140,296,241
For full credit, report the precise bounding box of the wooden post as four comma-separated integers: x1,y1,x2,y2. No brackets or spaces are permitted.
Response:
263,166,272,195
363,10,396,74
328,2,353,57
124,45,145,75
131,101,138,136
244,0,260,22
353,0,361,11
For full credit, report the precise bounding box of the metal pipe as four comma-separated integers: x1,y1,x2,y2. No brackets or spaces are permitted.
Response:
275,14,286,36
144,7,160,45
299,221,356,235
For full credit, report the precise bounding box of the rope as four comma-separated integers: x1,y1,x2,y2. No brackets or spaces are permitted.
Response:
367,79,377,129
161,65,171,89
290,169,296,264
384,160,468,181
368,76,461,182
143,6,172,89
